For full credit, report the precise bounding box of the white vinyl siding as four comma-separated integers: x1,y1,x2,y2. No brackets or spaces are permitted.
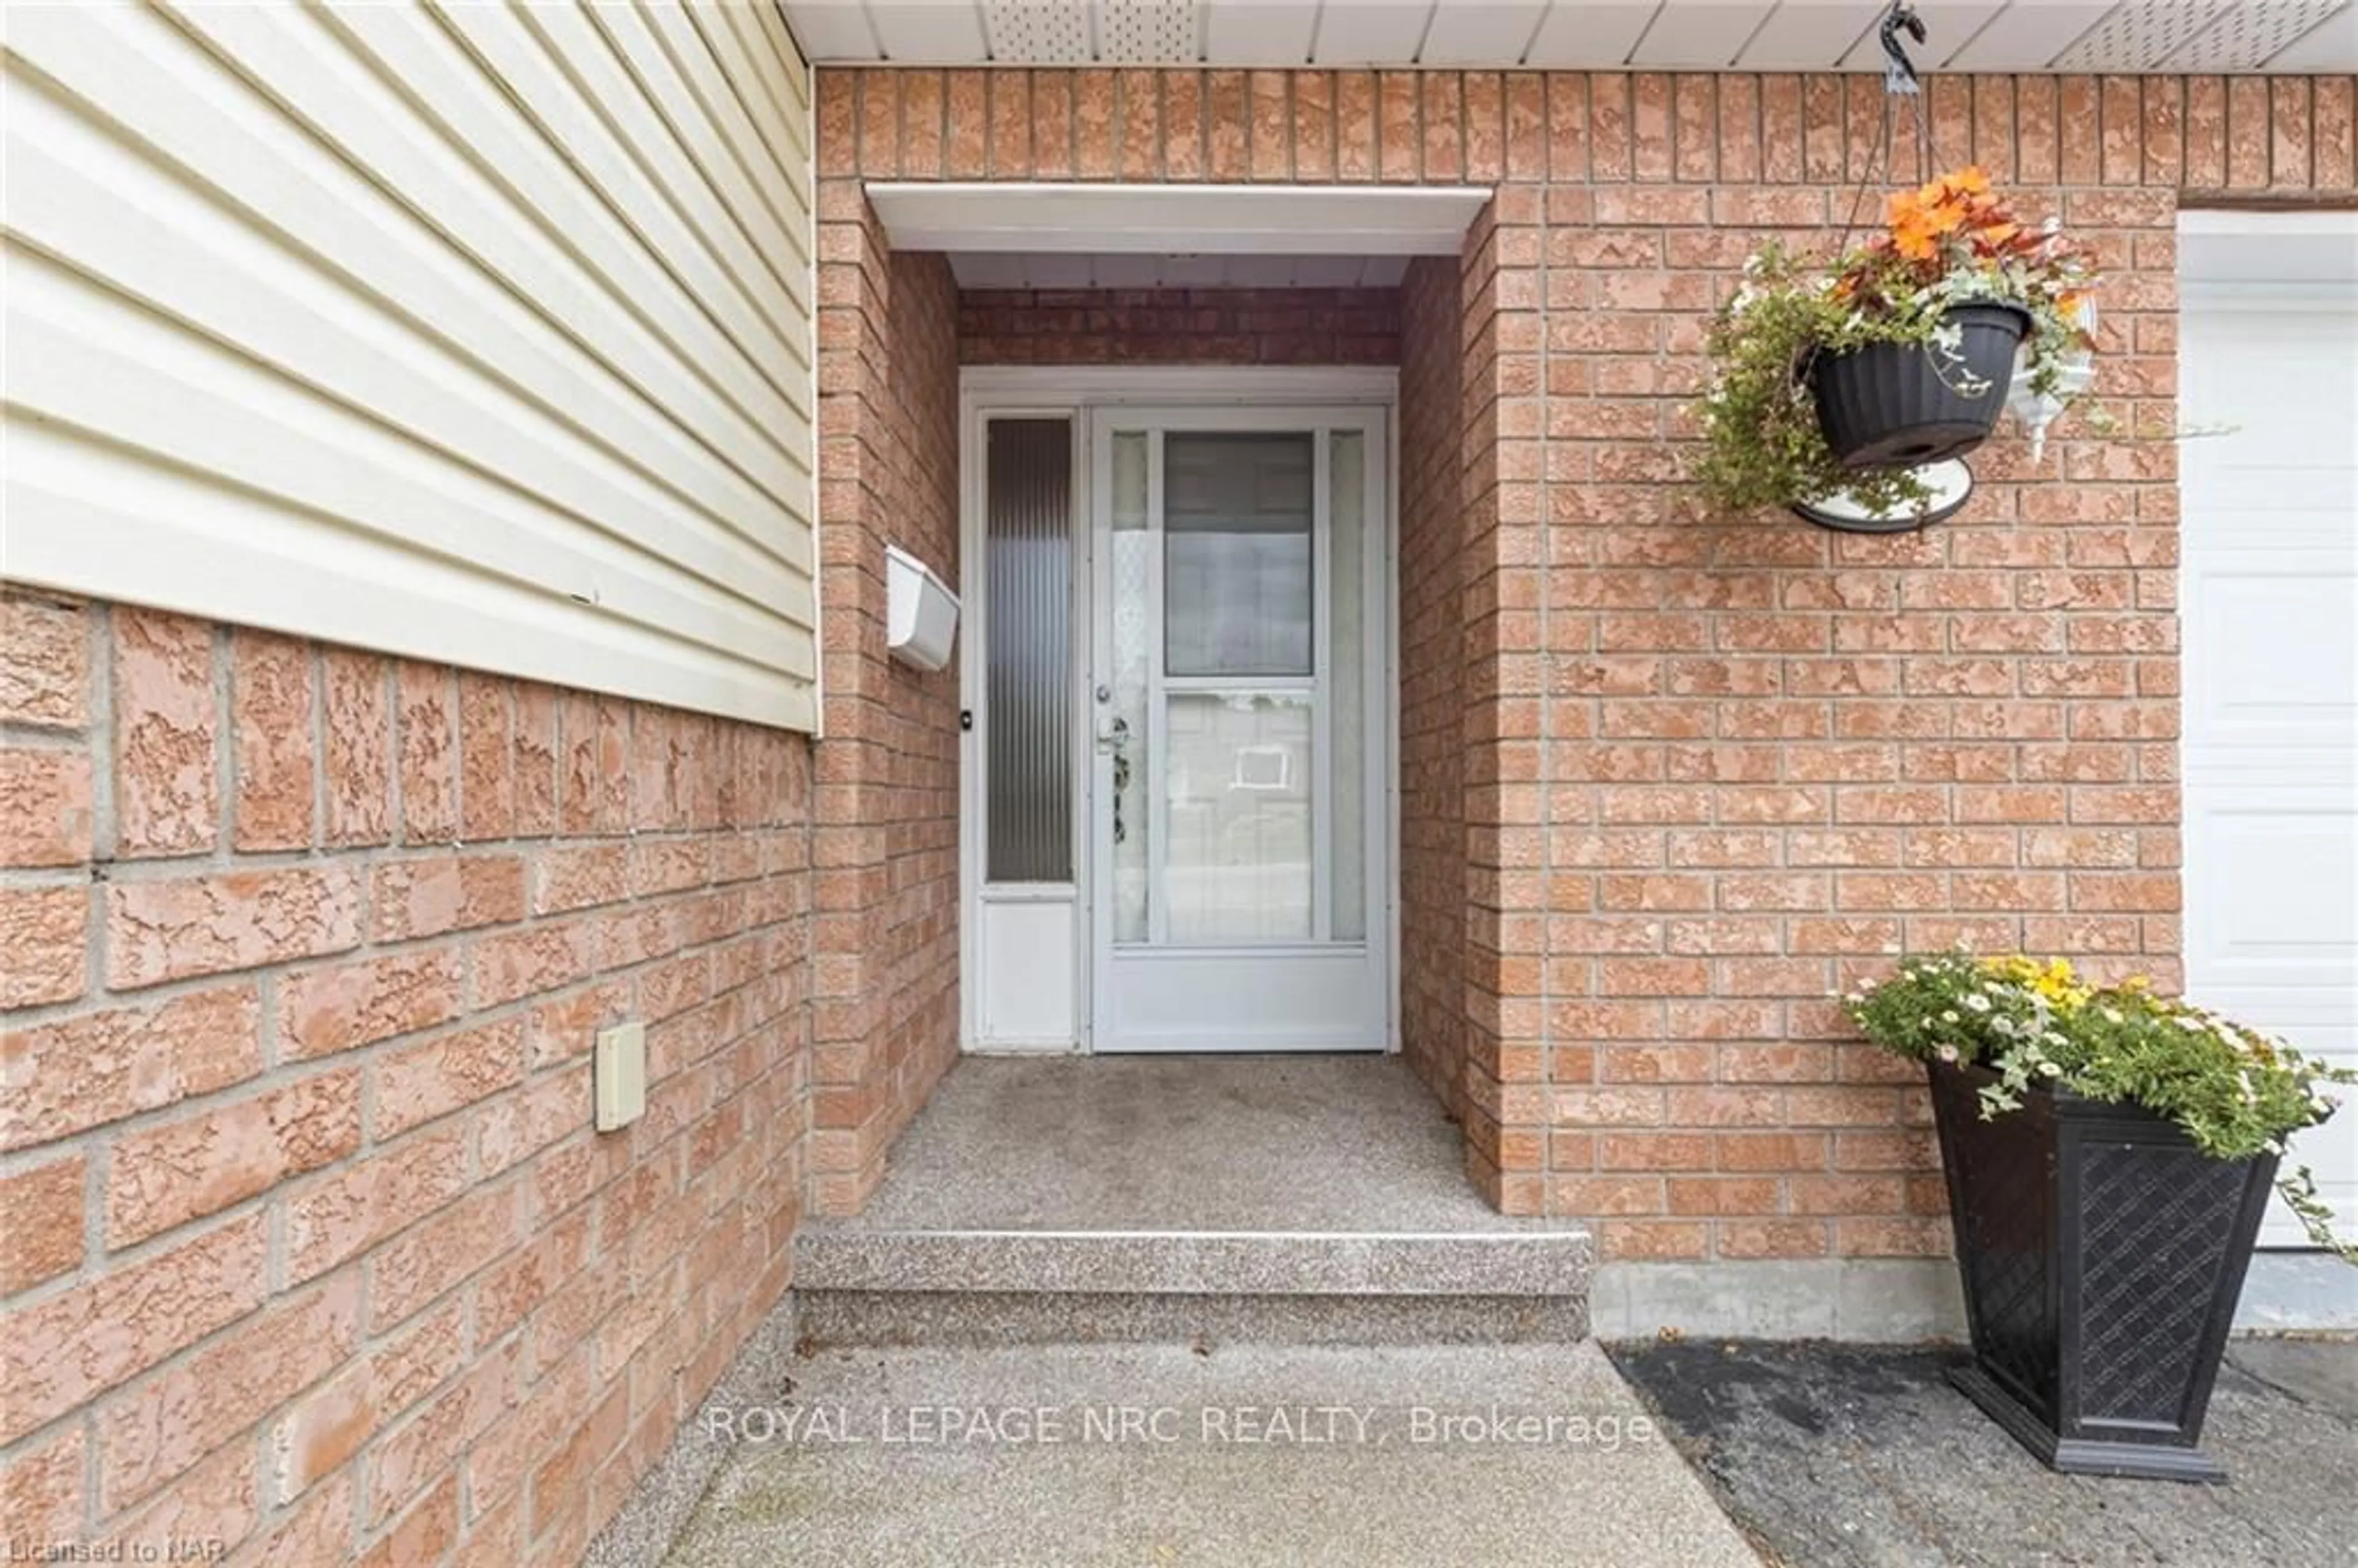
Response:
2,1,820,732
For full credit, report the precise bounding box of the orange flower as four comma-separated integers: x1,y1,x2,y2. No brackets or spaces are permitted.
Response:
1889,208,1942,261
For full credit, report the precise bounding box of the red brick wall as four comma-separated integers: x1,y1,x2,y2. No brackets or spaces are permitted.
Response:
817,65,2357,1256
1397,254,1475,1164
0,594,811,1566
811,196,964,1215
960,286,1401,363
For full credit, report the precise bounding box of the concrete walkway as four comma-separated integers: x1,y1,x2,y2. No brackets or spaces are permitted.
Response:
663,1339,1761,1567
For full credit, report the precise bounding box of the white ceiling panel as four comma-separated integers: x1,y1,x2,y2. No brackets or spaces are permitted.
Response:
1147,253,1237,286
1098,0,1202,61
1203,0,1319,62
1632,2,1780,66
1523,0,1662,63
1944,1,2118,68
2253,0,2358,68
947,251,1413,287
1311,1,1440,63
951,251,1033,287
1835,1,2006,68
781,0,2358,69
982,0,1096,61
779,1,885,59
2054,0,2233,68
867,0,991,60
1419,0,1550,64
1743,0,1888,68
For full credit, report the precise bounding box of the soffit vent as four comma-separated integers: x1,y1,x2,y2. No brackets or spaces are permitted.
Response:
1095,0,1200,62
983,1,1094,63
2053,0,2234,68
2166,0,2346,68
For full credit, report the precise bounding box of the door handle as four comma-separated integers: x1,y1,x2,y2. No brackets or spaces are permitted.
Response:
1102,716,1131,844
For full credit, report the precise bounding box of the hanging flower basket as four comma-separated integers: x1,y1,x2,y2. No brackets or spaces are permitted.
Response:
1696,168,2099,521
1842,952,2356,1481
1810,301,2031,468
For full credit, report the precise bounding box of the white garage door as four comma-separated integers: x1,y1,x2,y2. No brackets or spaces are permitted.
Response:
2180,214,2358,1248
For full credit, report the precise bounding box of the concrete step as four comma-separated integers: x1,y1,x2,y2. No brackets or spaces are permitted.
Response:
792,1225,1596,1346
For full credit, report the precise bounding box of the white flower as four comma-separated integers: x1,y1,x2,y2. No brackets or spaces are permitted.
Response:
2101,1007,2124,1025
1937,1045,1960,1063
2039,1061,2063,1077
1941,1011,1961,1025
1963,993,1992,1014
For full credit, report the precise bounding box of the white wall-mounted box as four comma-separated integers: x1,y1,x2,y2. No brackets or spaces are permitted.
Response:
594,1020,647,1133
885,544,959,672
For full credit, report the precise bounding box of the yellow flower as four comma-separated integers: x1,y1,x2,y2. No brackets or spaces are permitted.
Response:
1978,953,2088,1011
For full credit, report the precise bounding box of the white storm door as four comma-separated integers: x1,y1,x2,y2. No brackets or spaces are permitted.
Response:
1087,409,1388,1053
2182,287,2358,1247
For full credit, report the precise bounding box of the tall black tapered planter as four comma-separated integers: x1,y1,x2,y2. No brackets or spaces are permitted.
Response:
1929,1060,2278,1482
1810,303,2029,470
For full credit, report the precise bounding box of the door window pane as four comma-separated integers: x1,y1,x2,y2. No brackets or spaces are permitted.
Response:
1109,432,1151,941
984,419,1072,882
1163,433,1313,677
1329,430,1367,941
1163,693,1312,942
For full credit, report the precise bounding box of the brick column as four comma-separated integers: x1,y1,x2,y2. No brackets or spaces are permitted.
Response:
810,155,963,1215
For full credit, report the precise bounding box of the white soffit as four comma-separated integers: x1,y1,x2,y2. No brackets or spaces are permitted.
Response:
779,0,2358,71
865,181,1491,254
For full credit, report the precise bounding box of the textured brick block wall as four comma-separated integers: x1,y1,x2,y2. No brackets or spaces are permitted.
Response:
811,190,963,1215
1398,253,1474,1156
818,64,2354,1255
959,286,1402,363
0,594,811,1566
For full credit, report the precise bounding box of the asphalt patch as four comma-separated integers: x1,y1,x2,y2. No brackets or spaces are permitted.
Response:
1608,1337,2358,1568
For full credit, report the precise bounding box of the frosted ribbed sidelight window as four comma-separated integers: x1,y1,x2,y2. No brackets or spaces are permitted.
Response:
985,419,1073,883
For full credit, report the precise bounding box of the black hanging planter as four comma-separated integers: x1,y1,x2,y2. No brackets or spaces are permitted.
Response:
1810,303,2031,470
1929,1060,2277,1482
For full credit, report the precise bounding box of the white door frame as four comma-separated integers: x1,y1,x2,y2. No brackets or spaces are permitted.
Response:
957,366,1401,1056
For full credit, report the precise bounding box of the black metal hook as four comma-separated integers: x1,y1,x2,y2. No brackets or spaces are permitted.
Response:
1880,1,1926,96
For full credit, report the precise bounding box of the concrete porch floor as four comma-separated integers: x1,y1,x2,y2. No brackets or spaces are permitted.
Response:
788,1054,1593,1345
835,1053,1548,1233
